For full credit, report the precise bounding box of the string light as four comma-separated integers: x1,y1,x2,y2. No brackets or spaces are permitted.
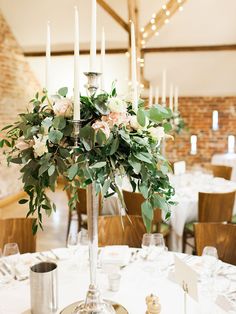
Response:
141,39,145,45
143,32,148,38
150,18,155,24
179,6,183,11
125,51,130,58
151,25,156,31
140,27,144,32
177,0,182,3
165,10,170,16
164,18,169,24
152,13,156,18
155,31,160,36
162,4,167,10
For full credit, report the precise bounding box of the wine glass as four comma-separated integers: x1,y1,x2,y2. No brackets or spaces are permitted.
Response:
202,246,219,279
78,229,89,246
3,243,20,280
141,233,153,259
152,233,165,255
67,232,79,250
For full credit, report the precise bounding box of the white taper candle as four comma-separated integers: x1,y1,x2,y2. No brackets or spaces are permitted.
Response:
73,7,80,121
90,0,97,72
131,22,138,112
161,69,166,106
148,85,153,107
155,87,159,104
101,27,105,90
169,84,173,111
174,86,179,112
45,21,51,94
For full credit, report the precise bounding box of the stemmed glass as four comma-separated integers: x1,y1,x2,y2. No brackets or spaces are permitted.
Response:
202,246,219,280
152,233,165,255
141,233,153,259
2,243,20,280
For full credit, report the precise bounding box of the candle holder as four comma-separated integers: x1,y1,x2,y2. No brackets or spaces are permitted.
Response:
61,72,126,314
69,120,83,149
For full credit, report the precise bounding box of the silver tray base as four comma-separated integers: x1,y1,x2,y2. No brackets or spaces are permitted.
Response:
60,300,128,314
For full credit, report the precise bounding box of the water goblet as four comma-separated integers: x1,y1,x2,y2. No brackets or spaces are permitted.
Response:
152,233,165,256
202,246,219,280
141,233,153,259
3,243,20,280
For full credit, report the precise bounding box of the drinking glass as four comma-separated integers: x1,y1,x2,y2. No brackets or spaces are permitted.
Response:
67,232,79,250
78,229,89,246
202,246,219,279
141,233,153,258
152,233,165,255
2,243,20,279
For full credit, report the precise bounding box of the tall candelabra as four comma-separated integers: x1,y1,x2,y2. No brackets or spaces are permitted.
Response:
60,72,126,314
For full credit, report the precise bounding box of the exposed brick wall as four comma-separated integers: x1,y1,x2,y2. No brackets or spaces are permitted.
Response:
165,97,236,168
0,11,40,194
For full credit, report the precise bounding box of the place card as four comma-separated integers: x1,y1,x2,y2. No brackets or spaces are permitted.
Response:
174,255,199,302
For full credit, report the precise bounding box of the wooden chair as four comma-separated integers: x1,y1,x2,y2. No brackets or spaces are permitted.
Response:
66,188,102,236
183,191,235,253
211,165,232,180
0,218,36,253
98,215,146,247
122,190,170,239
194,222,236,265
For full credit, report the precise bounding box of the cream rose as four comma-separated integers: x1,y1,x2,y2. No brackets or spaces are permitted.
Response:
102,112,129,128
107,97,127,113
92,120,110,140
149,126,173,142
33,135,48,157
53,98,73,117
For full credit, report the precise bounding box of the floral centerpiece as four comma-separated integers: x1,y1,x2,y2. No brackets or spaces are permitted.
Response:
1,84,175,233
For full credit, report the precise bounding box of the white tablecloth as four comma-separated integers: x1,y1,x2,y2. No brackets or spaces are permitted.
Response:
169,172,236,252
0,248,235,314
212,153,236,182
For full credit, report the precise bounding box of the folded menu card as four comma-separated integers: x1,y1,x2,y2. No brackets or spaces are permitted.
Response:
100,245,131,267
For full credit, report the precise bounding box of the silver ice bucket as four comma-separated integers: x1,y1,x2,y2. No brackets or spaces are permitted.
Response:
30,262,58,314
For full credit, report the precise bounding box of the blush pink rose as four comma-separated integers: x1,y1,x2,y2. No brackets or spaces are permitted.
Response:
102,112,129,128
53,98,73,117
92,120,110,140
15,138,34,151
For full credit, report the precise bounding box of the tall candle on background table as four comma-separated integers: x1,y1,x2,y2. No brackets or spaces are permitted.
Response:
131,22,138,112
190,135,197,155
212,110,218,131
148,85,153,107
155,87,159,104
45,21,51,94
228,135,235,154
161,69,166,106
174,86,179,112
90,0,97,72
73,6,80,121
101,27,105,90
169,84,173,111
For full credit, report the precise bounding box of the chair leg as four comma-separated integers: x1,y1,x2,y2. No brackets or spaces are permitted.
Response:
182,230,186,253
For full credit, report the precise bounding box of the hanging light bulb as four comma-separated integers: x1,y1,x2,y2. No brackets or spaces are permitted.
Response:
140,27,144,32
150,18,155,24
179,6,183,11
143,32,148,38
155,31,160,36
164,18,169,24
151,25,156,31
165,10,170,16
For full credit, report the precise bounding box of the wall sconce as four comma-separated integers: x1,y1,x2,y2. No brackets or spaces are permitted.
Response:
190,135,197,155
212,110,219,131
228,135,235,154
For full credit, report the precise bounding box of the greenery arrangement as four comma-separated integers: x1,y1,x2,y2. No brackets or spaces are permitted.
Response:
1,85,176,233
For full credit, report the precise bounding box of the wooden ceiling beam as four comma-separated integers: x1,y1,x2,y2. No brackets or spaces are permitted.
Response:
142,0,188,43
97,0,129,32
143,44,236,53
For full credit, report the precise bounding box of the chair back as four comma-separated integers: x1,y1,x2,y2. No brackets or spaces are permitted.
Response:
194,222,236,265
0,218,36,253
198,191,235,223
122,190,162,232
98,215,146,247
211,165,232,180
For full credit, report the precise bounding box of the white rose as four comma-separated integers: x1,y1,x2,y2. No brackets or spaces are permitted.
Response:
107,97,127,113
41,117,53,135
53,98,73,117
149,126,173,142
33,135,48,157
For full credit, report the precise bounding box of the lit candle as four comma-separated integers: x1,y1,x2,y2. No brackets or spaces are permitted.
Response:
190,135,197,155
212,110,218,131
174,86,179,112
228,135,235,154
148,85,153,107
90,0,97,72
100,27,105,90
155,86,159,104
131,22,138,112
169,84,173,111
73,7,80,121
161,69,166,106
45,21,51,94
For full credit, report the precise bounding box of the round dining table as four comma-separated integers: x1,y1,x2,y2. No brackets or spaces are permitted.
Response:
0,246,235,314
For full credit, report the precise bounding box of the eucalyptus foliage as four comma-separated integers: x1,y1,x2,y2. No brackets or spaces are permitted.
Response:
1,86,175,233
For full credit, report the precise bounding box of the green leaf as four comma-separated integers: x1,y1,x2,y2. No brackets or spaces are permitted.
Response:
79,125,95,151
132,136,148,146
18,199,28,204
163,122,172,132
90,161,106,169
141,200,153,232
68,164,78,180
137,109,146,127
10,157,22,164
1,124,13,131
38,163,50,176
48,129,63,144
96,129,106,146
102,178,111,196
134,151,152,164
59,148,70,158
152,194,169,212
139,183,149,199
48,165,56,176
110,137,119,155
53,116,66,130
58,87,68,97
148,105,171,123
128,156,141,174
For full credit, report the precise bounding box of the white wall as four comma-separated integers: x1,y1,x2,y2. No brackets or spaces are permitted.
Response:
27,54,129,96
